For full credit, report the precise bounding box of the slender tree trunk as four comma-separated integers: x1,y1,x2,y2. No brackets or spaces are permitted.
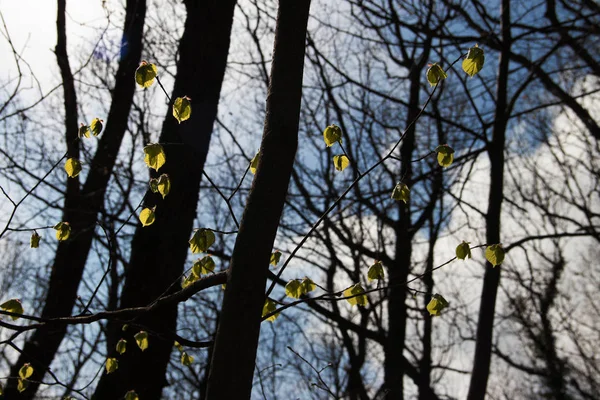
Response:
5,1,146,398
206,1,311,397
92,1,236,399
467,1,511,399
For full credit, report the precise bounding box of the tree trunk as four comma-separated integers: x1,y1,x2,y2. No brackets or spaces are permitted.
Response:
91,1,236,399
205,1,311,397
5,1,146,398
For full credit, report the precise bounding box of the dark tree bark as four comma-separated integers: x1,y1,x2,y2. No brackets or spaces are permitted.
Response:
467,0,511,399
205,0,311,397
92,1,237,399
4,1,146,398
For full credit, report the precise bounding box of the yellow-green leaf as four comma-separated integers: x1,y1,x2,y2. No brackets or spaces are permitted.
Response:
367,261,385,281
262,298,279,322
90,118,103,136
105,357,118,374
65,158,82,178
285,279,302,299
181,351,194,366
485,244,505,267
323,124,342,147
30,232,41,248
78,123,90,138
135,61,158,88
122,324,129,332
54,222,71,241
139,207,155,227
172,96,192,124
19,363,33,379
250,152,259,174
143,143,166,171
181,273,197,289
157,174,171,199
391,182,410,203
174,341,183,352
427,294,449,316
426,63,447,86
192,256,215,276
189,228,215,253
134,331,149,351
1,299,24,320
116,339,127,355
343,284,368,306
456,241,471,260
435,144,455,168
462,45,485,77
301,278,316,295
270,251,282,266
333,154,349,172
149,178,159,193
17,379,29,393
124,390,139,400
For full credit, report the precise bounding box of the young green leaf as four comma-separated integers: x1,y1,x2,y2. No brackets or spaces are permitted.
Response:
139,207,156,227
174,341,183,352
426,63,448,86
64,158,82,178
250,152,259,174
427,294,449,316
19,363,33,379
333,154,350,172
90,118,104,136
343,284,368,306
149,178,159,193
435,144,455,168
262,298,279,322
157,174,171,199
30,232,41,248
143,143,166,171
78,123,90,138
367,261,385,281
189,228,215,253
192,256,215,276
485,244,505,267
105,358,118,374
391,182,410,204
134,331,149,351
1,299,24,320
456,241,471,260
462,45,485,77
323,124,342,147
122,324,129,332
301,278,316,295
124,390,139,400
270,251,282,266
181,352,194,366
285,279,302,299
181,273,197,289
17,379,29,393
172,96,192,123
116,339,127,355
135,60,158,88
54,222,71,241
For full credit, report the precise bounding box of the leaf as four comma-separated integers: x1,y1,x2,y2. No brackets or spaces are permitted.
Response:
124,390,139,400
134,331,149,351
17,379,29,393
30,232,41,248
181,273,197,289
149,178,159,193
262,298,279,322
343,284,368,306
181,352,194,366
427,294,449,316
189,228,215,253
157,174,171,199
250,152,259,174
143,143,166,171
78,123,90,138
105,357,118,374
426,63,448,86
456,241,471,260
122,324,129,332
462,45,485,77
367,261,385,281
435,144,455,168
285,279,302,299
139,207,155,227
116,339,127,355
301,278,316,295
192,256,215,276
270,251,282,266
485,244,505,267
1,299,24,320
65,158,82,178
323,124,342,147
54,222,71,241
391,182,410,203
333,155,349,172
19,363,33,379
174,341,183,352
172,96,192,123
90,118,103,136
135,60,158,88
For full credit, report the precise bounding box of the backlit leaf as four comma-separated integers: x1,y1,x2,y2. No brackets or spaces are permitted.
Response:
105,358,118,374
323,124,342,147
135,61,158,88
485,244,505,267
90,118,103,136
285,279,302,299
78,123,90,138
343,284,368,306
262,298,279,322
124,390,139,400
1,299,24,320
301,278,316,295
181,352,194,366
134,331,149,351
30,232,41,248
172,96,192,123
333,155,349,172
192,256,215,276
17,379,29,393
157,174,171,199
65,158,82,178
139,207,155,227
391,182,410,203
367,261,385,281
427,294,449,316
143,143,166,171
426,63,447,86
456,241,471,260
189,228,215,253
54,222,71,241
116,339,127,355
462,45,485,77
435,144,455,168
250,152,259,174
19,363,33,379
149,178,159,193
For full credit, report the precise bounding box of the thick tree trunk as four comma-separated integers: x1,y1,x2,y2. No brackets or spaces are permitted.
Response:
205,1,311,398
91,1,236,399
467,1,511,399
5,1,146,398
